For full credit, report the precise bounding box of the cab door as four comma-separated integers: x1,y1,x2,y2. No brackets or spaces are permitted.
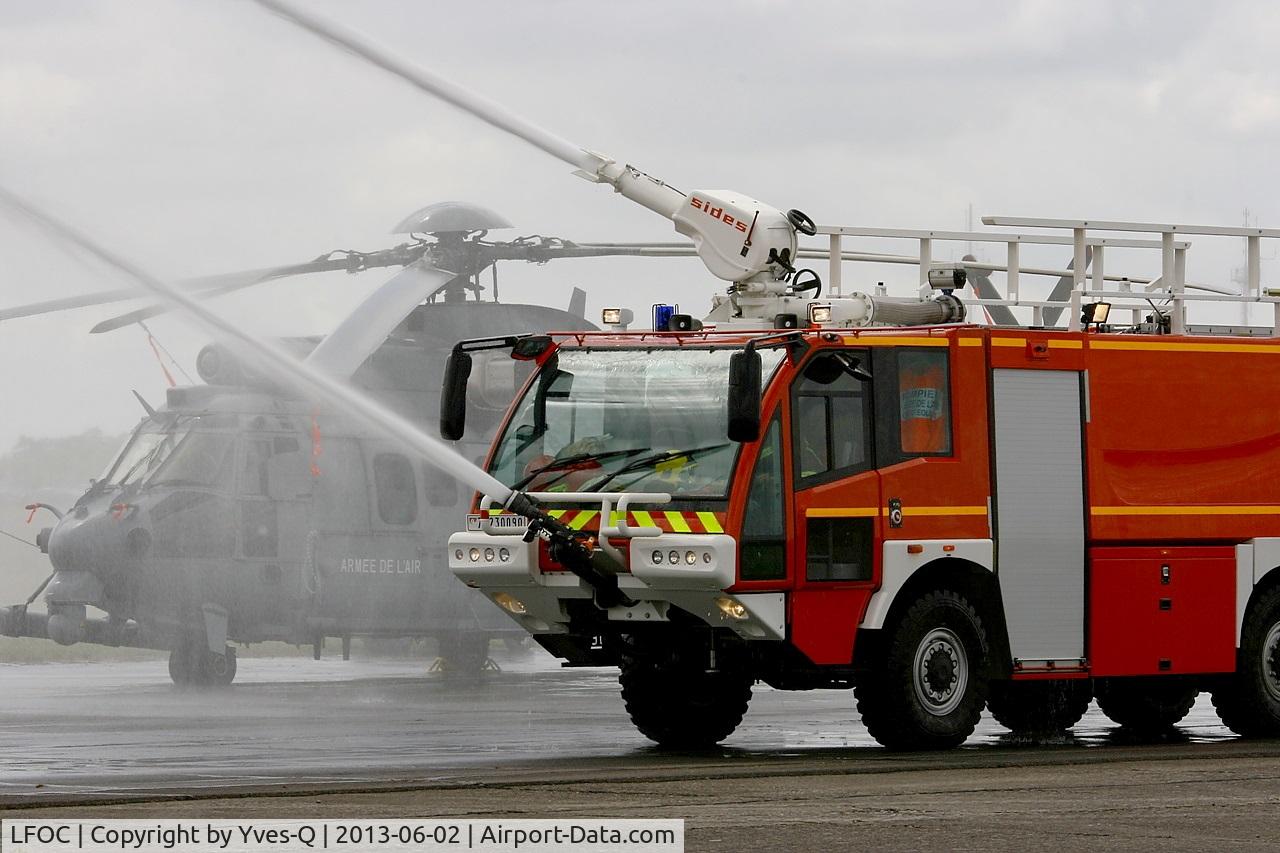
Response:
788,349,881,666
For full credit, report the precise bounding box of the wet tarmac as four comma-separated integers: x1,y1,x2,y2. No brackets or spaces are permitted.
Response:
0,648,1243,806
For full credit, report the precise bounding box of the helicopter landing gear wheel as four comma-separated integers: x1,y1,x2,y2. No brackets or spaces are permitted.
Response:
437,632,491,674
855,590,989,751
987,678,1092,736
168,637,237,688
168,641,198,687
205,646,237,686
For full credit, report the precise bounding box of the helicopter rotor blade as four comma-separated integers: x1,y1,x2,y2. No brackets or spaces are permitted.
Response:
304,259,456,378
87,256,376,334
0,267,288,323
0,185,512,502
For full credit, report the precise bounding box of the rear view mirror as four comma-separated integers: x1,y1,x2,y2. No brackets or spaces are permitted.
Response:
440,349,473,440
727,349,762,442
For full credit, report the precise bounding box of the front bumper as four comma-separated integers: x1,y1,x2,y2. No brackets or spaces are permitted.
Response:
448,531,784,641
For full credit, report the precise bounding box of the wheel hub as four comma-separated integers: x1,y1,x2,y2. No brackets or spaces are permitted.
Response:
913,627,968,716
1262,623,1280,703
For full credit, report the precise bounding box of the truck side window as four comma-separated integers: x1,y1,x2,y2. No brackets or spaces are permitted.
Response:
740,416,786,581
806,516,872,581
874,347,953,466
373,453,419,525
792,351,872,485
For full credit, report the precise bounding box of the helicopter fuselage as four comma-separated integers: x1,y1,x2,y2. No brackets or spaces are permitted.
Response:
4,302,597,670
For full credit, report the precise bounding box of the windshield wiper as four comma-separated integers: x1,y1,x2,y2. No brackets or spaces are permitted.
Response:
509,446,648,491
582,443,730,493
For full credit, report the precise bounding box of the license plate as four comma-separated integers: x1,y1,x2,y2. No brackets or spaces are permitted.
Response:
465,513,529,532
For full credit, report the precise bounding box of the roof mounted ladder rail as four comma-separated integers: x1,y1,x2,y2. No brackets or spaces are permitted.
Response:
984,217,1280,335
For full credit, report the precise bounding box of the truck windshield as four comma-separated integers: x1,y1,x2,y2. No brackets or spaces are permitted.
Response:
489,347,783,497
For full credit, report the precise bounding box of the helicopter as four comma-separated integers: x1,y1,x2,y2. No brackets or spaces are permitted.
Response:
0,199,736,685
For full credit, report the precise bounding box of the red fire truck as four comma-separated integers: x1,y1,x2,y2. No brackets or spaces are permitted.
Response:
448,318,1280,750
229,2,1280,750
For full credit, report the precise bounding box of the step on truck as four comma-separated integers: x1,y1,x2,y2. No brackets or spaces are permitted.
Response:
445,231,1280,749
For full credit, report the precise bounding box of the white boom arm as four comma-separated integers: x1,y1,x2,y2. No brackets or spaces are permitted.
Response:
254,0,799,290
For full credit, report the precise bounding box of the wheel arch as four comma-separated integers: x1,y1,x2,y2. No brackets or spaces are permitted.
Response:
1244,562,1280,638
856,555,1011,677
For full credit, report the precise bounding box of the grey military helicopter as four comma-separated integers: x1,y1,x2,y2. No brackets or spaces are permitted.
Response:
0,200,707,685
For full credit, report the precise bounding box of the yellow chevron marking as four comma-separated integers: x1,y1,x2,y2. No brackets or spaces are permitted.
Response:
665,511,692,533
567,511,597,530
696,512,724,533
632,510,656,529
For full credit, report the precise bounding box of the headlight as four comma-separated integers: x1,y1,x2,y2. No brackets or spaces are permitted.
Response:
483,547,495,562
702,552,712,564
469,547,481,563
454,548,464,561
668,550,680,565
492,592,527,615
499,548,511,562
684,550,697,565
716,596,749,620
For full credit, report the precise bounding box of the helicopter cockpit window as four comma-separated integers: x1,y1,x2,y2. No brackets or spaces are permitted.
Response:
373,453,418,525
147,431,236,490
100,416,236,490
100,427,169,487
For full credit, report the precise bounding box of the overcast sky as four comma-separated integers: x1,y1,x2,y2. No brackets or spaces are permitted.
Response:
1,0,1278,459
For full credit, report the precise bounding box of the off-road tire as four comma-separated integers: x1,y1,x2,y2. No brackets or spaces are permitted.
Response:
1212,585,1280,737
619,652,752,749
1096,678,1196,732
987,678,1092,735
855,589,990,751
